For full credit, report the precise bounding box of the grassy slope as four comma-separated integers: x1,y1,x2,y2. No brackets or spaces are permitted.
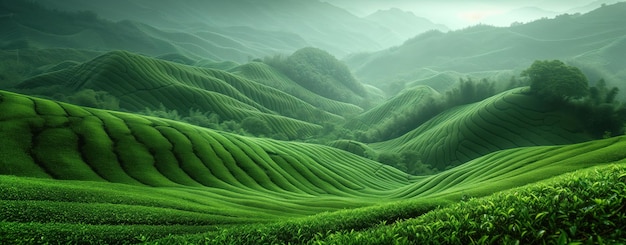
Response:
155,163,626,244
16,51,356,138
345,85,439,132
1,90,626,244
370,88,592,169
231,62,364,117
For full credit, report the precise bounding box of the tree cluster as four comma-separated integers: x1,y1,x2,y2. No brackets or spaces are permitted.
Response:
138,105,291,140
522,60,626,138
578,79,626,138
58,89,119,110
377,150,437,175
521,60,589,101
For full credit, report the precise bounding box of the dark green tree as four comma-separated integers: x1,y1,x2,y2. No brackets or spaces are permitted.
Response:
521,60,589,101
241,117,271,136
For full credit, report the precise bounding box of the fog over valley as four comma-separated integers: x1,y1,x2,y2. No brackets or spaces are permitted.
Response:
324,0,621,28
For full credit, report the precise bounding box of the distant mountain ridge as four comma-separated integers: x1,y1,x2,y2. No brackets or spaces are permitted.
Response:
364,8,449,46
346,2,626,96
0,0,309,62
566,0,625,13
29,0,448,57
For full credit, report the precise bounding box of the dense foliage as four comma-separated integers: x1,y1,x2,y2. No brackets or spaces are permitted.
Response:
317,164,626,244
575,79,626,138
518,60,626,139
148,164,626,244
522,60,589,101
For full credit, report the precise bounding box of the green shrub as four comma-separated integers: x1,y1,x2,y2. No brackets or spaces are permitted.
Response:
64,89,120,110
241,116,271,136
521,60,589,101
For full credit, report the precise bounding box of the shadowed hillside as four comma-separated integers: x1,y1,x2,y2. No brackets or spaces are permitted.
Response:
0,48,101,89
344,86,441,140
264,47,375,107
231,61,364,116
371,88,593,170
0,90,409,192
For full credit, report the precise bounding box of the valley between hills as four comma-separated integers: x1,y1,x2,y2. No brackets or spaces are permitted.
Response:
1,0,626,244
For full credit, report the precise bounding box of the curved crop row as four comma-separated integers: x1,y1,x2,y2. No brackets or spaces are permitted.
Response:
372,88,592,169
16,51,340,137
2,90,624,202
232,62,364,117
346,86,439,131
2,90,625,244
0,90,405,195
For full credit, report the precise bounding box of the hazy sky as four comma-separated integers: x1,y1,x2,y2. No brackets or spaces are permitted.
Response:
323,0,603,29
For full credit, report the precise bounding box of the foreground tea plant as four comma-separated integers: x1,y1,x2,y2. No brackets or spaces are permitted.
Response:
316,164,626,244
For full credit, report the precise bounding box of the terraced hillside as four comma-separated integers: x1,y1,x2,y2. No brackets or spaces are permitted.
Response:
0,89,410,196
16,51,357,139
2,90,625,244
231,62,364,117
371,88,593,170
346,86,440,133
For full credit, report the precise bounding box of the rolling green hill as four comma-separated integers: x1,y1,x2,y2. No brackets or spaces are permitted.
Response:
344,86,440,137
15,50,599,170
370,88,592,170
263,47,375,107
2,1,625,243
231,61,364,117
16,50,360,139
348,2,626,95
1,90,625,244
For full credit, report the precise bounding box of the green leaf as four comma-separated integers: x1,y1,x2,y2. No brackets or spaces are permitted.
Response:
557,232,567,245
535,212,549,220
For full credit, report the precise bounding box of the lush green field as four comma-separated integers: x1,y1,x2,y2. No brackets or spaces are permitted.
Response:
2,1,626,244
1,90,626,244
155,163,626,244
